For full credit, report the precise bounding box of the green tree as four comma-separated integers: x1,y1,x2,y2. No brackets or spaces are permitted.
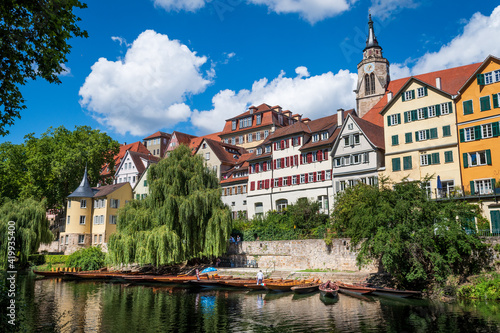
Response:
331,181,491,288
108,145,232,266
0,125,119,210
0,198,53,269
66,246,105,271
0,0,88,136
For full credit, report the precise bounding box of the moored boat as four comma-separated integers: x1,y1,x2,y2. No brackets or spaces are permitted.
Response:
337,281,375,295
357,284,421,298
291,280,321,294
319,281,339,298
264,280,306,292
33,269,67,278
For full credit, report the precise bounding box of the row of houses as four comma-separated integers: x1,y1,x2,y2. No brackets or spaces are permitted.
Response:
59,16,500,253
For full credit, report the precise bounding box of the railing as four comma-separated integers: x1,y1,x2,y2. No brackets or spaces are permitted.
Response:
432,186,500,200
477,230,500,237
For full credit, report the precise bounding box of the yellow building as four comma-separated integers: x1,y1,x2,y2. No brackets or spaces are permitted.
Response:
60,168,132,254
455,55,500,234
380,77,461,197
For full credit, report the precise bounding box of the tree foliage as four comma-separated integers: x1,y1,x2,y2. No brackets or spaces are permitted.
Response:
108,145,232,266
331,181,491,288
0,198,53,269
0,125,119,210
0,0,88,135
66,246,105,271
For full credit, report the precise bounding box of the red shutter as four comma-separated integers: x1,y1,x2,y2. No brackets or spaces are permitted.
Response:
281,158,284,168
250,182,255,191
255,163,259,173
264,179,269,189
321,171,325,181
295,155,299,166
288,176,292,185
279,178,282,187
274,142,277,150
298,137,301,145
307,153,312,163
263,162,267,172
271,179,274,188
300,155,303,165
313,172,317,182
288,156,292,167
281,140,285,149
274,160,277,169
286,139,290,148
317,150,322,162
305,174,309,183
323,150,328,160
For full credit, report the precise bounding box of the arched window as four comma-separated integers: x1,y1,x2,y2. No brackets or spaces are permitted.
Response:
370,73,375,95
364,74,370,95
276,199,288,212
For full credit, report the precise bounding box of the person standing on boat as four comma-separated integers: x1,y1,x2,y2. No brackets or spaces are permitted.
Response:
256,270,264,284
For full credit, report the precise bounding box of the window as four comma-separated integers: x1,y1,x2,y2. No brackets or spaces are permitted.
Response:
344,136,350,146
428,105,436,118
430,127,438,139
243,185,247,193
316,172,321,182
300,174,306,184
422,181,432,197
420,154,429,166
283,177,288,186
466,151,490,167
312,153,317,162
292,176,297,185
392,158,401,171
79,216,86,225
231,202,235,207
403,90,414,101
463,100,473,115
354,134,360,145
417,87,427,98
111,199,120,208
248,133,253,142
352,154,361,164
442,125,451,137
474,179,494,195
265,145,271,153
276,159,281,169
276,199,288,212
403,156,412,170
417,108,426,120
239,136,244,144
231,137,236,145
317,196,329,211
80,200,86,208
256,147,262,156
65,235,68,245
308,173,314,183
264,130,269,138
94,235,97,244
388,114,401,126
391,135,399,146
99,235,102,244
444,151,453,163
312,134,319,142
78,235,85,244
321,132,329,140
348,123,354,130
255,203,263,215
243,200,247,205
110,215,117,225
405,132,413,143
68,200,71,208
256,114,262,125
67,216,70,225
274,179,280,187
482,123,493,138
343,156,350,166
464,127,475,141
404,111,412,123
334,158,342,167
480,96,491,111
417,130,428,141
255,132,261,141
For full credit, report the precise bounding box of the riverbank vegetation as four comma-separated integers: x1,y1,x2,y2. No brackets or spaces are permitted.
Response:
108,145,232,266
233,198,329,241
66,247,105,271
329,178,492,289
457,273,500,300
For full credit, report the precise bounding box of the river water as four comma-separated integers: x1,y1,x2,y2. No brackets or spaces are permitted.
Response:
8,272,500,332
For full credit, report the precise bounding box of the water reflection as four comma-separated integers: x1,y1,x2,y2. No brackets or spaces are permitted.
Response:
12,273,500,332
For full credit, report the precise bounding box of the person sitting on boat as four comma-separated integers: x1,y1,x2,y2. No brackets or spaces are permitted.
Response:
256,270,264,284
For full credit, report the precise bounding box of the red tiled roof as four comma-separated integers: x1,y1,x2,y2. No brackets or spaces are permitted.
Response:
93,182,129,197
172,131,197,146
189,132,221,154
143,131,170,140
351,115,384,150
127,151,160,175
300,110,356,150
101,141,150,177
204,139,247,165
362,62,482,126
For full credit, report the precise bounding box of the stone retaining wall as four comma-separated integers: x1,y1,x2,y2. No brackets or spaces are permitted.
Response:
226,238,379,273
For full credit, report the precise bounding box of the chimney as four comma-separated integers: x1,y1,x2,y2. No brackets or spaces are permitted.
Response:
337,108,344,126
436,77,442,90
387,92,393,102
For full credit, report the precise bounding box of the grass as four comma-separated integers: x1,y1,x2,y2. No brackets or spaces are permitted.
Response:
32,263,66,272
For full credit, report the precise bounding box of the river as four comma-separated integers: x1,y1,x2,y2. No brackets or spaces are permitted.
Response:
5,272,500,332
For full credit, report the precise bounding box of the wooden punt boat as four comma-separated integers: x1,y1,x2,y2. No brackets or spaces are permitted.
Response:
318,281,339,298
153,273,209,283
356,284,421,298
337,282,375,295
264,280,306,292
291,280,321,294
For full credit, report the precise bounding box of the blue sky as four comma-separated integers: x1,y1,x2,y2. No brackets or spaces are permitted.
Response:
3,0,500,145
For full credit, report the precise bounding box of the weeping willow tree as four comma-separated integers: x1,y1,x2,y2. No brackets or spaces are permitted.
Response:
108,144,232,266
0,198,53,269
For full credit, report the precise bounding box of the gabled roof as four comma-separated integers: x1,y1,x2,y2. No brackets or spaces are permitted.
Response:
332,113,384,152
362,62,482,126
143,131,171,140
189,132,221,154
300,110,356,150
93,182,129,198
226,103,274,121
201,139,248,164
101,141,150,177
127,151,160,175
172,131,197,146
456,55,500,96
220,153,252,184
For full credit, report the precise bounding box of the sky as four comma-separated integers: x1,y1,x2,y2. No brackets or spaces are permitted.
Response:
3,0,500,145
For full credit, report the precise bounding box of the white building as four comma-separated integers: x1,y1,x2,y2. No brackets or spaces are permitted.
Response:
221,157,251,219
114,150,159,188
246,110,355,218
331,112,385,192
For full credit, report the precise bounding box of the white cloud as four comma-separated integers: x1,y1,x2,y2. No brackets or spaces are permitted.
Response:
154,0,355,23
191,67,357,133
79,30,211,136
57,63,71,77
391,5,500,78
153,0,206,12
369,0,418,21
248,0,355,23
111,36,130,47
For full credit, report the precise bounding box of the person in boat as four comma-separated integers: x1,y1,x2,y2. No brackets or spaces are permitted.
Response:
256,270,264,284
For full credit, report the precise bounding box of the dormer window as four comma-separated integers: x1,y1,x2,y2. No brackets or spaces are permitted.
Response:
321,132,329,140
202,143,207,149
232,120,237,130
312,134,320,142
256,147,262,155
265,145,271,153
256,114,262,125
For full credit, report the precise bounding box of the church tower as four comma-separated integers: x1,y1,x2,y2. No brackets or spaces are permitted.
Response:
355,15,390,118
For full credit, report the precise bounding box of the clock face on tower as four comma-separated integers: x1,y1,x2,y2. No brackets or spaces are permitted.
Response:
364,62,375,73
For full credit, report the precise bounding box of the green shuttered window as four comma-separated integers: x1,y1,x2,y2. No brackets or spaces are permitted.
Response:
405,132,412,143
443,125,451,137
444,151,453,163
392,158,401,172
463,100,473,115
403,156,412,170
392,135,399,146
480,96,491,111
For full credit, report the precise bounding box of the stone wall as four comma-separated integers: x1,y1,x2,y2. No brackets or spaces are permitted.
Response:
226,238,379,273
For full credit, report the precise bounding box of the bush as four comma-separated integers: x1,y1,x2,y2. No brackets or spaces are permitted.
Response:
28,254,45,265
66,246,105,271
45,255,69,265
457,273,500,300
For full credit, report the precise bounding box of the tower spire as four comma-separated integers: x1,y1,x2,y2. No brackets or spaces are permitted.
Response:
364,14,380,51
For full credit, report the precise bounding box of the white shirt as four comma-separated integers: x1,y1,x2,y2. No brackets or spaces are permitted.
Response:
257,271,264,280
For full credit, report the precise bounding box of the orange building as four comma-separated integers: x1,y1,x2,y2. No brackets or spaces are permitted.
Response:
455,55,500,233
